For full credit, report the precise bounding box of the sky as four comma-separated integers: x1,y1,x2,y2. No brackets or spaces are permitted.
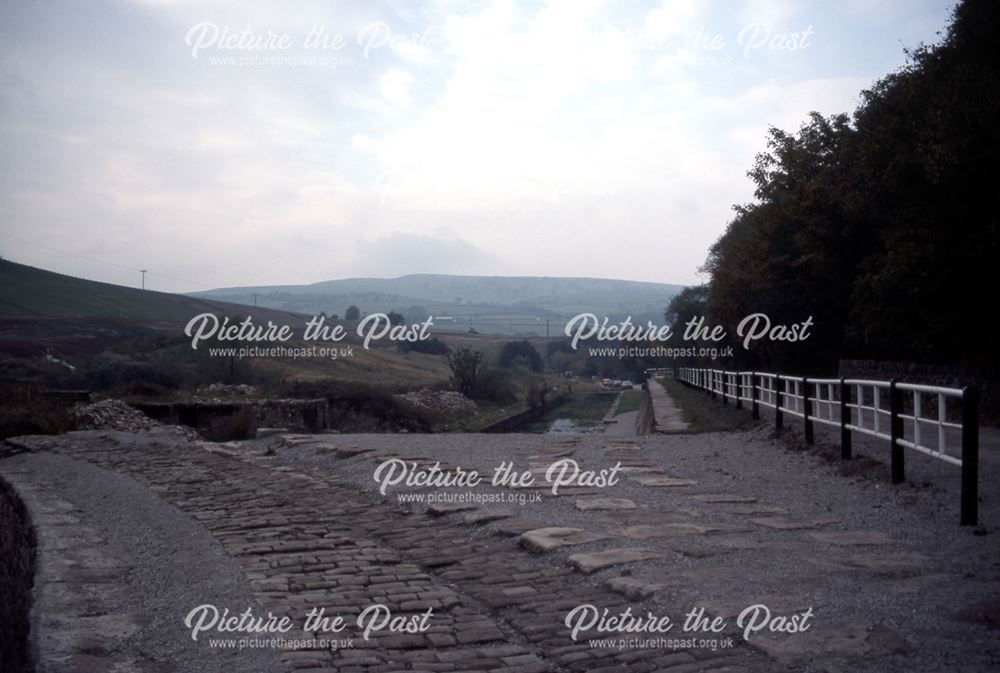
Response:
0,0,957,292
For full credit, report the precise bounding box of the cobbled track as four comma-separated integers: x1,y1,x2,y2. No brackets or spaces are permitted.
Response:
10,431,752,673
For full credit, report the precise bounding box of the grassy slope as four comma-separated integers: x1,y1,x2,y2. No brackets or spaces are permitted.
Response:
191,274,685,330
0,260,528,391
662,379,758,433
0,259,305,324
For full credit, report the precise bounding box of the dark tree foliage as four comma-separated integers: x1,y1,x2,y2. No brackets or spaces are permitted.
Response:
665,285,710,335
397,336,449,355
448,348,483,397
498,340,544,372
344,305,361,320
703,0,999,371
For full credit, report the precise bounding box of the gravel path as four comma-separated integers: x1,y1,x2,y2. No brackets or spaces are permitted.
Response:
2,440,285,673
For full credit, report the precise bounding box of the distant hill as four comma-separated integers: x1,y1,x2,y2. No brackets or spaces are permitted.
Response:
0,259,305,325
191,274,684,334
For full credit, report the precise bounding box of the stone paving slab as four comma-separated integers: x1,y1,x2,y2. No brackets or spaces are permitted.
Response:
749,621,908,664
519,527,609,552
573,497,636,511
807,530,895,546
604,576,666,600
567,548,661,574
806,552,930,576
629,475,699,487
750,516,840,530
426,502,479,516
620,522,752,539
692,494,758,504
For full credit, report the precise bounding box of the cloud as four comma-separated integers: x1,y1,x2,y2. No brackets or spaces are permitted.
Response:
353,231,495,276
0,0,956,290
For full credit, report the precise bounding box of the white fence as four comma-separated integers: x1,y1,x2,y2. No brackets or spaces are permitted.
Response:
677,367,980,526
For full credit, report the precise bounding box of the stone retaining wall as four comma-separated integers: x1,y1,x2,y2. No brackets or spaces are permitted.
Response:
0,475,36,673
635,386,655,435
134,398,329,433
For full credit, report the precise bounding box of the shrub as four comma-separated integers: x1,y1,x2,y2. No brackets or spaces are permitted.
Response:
0,385,75,440
499,340,544,372
525,379,550,409
448,348,483,397
476,368,519,404
108,380,172,400
203,407,257,441
398,337,450,355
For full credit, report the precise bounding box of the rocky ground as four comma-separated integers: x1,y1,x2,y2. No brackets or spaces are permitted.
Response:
1,390,998,672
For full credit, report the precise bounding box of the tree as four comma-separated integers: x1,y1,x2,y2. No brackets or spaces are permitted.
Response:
664,286,710,335
386,311,405,326
701,0,1000,370
344,305,361,321
498,340,544,372
448,348,483,397
404,305,430,323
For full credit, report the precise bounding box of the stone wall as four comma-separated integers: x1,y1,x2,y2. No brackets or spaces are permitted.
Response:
635,387,655,435
135,398,330,433
0,476,36,673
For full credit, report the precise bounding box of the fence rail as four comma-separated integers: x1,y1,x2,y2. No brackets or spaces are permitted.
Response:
677,367,980,526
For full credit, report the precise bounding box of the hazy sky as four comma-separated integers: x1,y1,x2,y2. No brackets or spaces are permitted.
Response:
0,0,955,291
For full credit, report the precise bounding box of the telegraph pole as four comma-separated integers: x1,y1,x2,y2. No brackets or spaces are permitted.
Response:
140,269,147,290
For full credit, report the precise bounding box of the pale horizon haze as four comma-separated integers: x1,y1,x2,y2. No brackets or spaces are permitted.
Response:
0,0,956,292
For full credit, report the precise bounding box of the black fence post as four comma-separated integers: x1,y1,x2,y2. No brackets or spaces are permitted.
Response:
840,378,852,460
722,373,728,406
775,379,784,432
736,374,743,411
803,377,814,444
890,380,904,484
961,386,979,526
751,373,760,420
710,371,716,400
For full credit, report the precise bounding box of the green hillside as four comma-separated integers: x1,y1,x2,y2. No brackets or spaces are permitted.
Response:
0,259,304,324
191,274,684,333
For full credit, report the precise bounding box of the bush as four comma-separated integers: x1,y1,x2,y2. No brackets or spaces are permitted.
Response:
278,380,439,432
398,337,450,355
203,407,257,442
476,368,519,404
525,379,550,409
108,380,172,400
448,348,483,397
79,359,183,391
0,385,75,440
499,340,544,372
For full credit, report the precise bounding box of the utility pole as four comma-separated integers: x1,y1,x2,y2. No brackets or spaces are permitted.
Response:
253,293,258,307
140,269,147,290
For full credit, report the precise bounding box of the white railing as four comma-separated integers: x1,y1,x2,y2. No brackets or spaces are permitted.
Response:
676,367,980,526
